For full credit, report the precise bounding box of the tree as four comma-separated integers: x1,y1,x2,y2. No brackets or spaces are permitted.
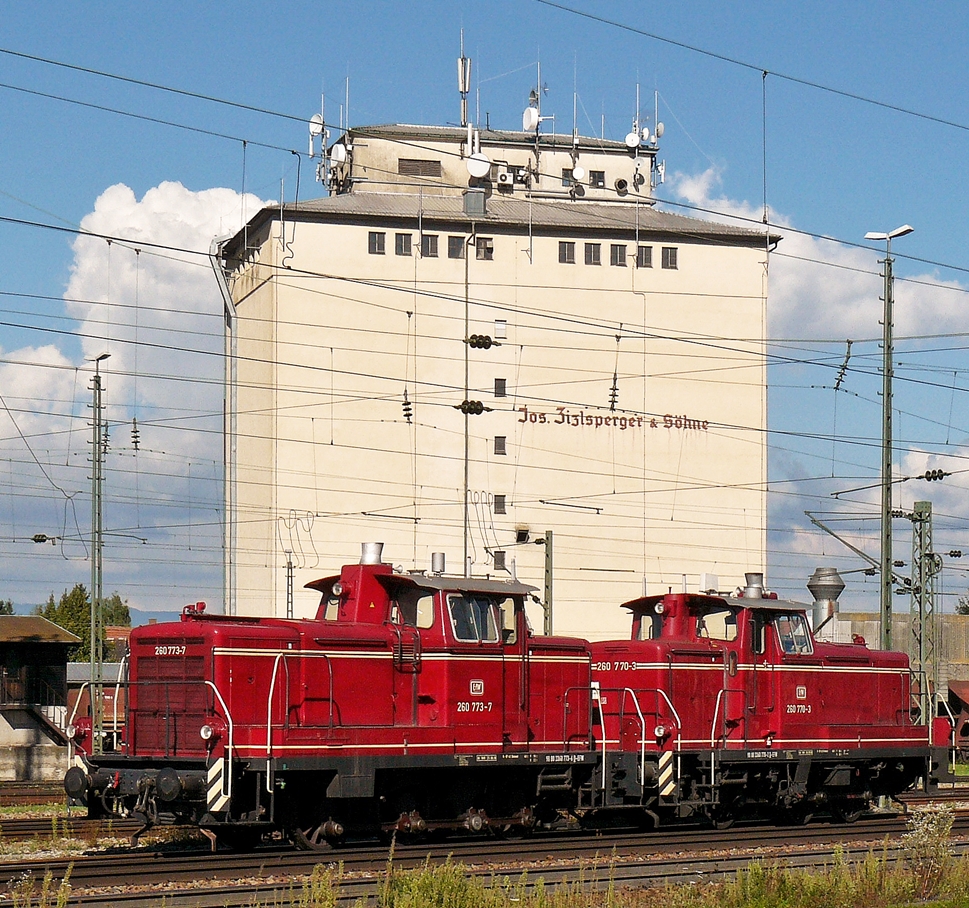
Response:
35,584,92,661
0,599,13,615
958,593,969,616
34,586,133,661
102,593,131,627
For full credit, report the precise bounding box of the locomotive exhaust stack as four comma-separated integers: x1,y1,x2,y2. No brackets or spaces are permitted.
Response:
360,541,385,564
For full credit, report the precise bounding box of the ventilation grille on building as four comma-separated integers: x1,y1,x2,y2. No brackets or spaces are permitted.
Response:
399,158,442,178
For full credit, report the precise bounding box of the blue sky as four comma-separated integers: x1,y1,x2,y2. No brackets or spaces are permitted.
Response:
2,1,969,619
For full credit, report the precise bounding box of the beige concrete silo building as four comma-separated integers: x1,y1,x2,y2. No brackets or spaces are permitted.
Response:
217,121,771,639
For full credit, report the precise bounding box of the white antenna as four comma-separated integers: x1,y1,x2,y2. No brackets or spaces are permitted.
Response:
457,29,471,127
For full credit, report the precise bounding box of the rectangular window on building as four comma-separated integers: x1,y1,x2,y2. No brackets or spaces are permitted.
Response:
590,170,606,188
636,245,653,268
493,550,507,571
494,494,507,514
448,235,465,259
662,246,678,269
610,244,627,267
476,237,494,260
494,378,507,398
559,241,575,264
421,234,438,257
396,233,412,256
494,436,507,455
368,231,386,255
494,319,507,339
584,243,601,265
561,168,573,187
398,158,442,178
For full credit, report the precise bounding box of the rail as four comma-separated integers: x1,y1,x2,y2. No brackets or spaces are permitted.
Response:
265,651,334,793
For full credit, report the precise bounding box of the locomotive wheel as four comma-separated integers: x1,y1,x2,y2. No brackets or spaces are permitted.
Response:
709,807,735,830
830,800,866,824
289,819,345,851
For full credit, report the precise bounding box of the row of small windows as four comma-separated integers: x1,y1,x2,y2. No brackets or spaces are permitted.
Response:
369,231,677,270
559,242,677,269
562,168,606,188
369,232,493,260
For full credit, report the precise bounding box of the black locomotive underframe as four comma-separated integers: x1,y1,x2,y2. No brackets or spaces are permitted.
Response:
73,741,947,834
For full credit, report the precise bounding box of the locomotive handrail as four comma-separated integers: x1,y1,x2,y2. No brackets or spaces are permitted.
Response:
112,655,129,744
66,681,89,767
265,651,335,793
709,687,749,749
593,687,683,794
934,692,956,772
617,688,647,789
203,680,235,804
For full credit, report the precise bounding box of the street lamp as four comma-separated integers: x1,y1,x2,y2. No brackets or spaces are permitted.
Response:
864,225,913,650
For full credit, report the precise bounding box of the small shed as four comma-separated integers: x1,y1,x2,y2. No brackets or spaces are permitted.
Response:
0,616,79,780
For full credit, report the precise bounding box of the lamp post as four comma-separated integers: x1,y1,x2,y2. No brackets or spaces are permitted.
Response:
863,225,913,650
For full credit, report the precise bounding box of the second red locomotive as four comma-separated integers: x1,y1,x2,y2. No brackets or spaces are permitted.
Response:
64,544,951,848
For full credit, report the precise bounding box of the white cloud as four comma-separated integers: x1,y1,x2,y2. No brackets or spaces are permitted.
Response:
1,182,265,613
669,166,969,342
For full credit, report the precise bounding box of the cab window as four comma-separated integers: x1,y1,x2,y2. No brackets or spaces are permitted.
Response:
497,597,518,644
637,609,663,640
390,589,436,629
775,613,812,655
695,606,738,642
448,595,499,643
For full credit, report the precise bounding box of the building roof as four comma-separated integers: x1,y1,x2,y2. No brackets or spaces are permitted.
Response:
67,662,125,683
0,616,81,644
348,122,634,152
225,192,770,258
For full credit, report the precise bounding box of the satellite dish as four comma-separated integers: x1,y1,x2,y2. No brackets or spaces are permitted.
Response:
624,131,641,149
640,127,650,144
655,122,665,138
467,152,492,179
571,164,586,182
330,143,348,164
522,107,540,131
309,114,325,137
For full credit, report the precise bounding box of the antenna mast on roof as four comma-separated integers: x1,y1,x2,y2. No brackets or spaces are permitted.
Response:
457,30,471,128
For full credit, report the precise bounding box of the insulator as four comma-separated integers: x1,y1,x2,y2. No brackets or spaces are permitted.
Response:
468,334,496,349
456,400,485,415
949,550,963,558
401,390,413,424
131,417,140,451
609,373,619,411
924,468,945,482
864,567,877,576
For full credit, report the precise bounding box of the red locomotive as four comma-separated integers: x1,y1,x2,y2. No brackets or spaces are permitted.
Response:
64,545,951,849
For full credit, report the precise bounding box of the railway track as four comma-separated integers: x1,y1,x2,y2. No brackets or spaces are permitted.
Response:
0,781,64,807
3,814,967,905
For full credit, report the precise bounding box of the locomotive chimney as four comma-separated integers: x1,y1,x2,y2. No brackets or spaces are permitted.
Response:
743,572,765,599
431,552,446,575
807,566,845,632
360,542,385,565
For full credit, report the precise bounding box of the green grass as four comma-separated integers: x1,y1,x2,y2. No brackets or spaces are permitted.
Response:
252,807,969,908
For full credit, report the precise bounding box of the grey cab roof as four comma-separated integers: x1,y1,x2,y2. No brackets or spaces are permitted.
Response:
623,593,808,613
306,571,536,598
